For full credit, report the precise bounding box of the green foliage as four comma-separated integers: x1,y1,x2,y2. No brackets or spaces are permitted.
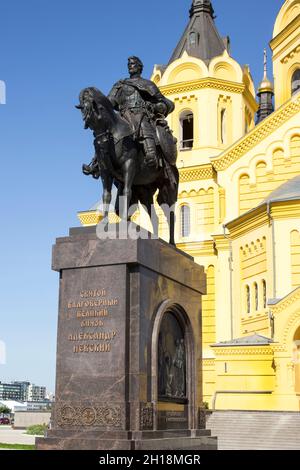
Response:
0,406,11,414
202,401,209,410
26,423,48,435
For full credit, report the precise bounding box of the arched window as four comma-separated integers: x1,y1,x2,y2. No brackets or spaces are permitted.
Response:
180,111,194,150
246,285,250,314
254,283,259,311
189,31,197,47
292,69,300,96
180,205,190,238
221,108,227,144
262,280,267,309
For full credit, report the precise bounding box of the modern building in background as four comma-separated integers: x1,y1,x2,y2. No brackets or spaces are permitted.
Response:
26,384,46,402
0,382,23,401
78,0,300,412
12,381,30,402
0,381,47,403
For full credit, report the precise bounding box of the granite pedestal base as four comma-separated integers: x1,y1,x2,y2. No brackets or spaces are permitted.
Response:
36,226,217,450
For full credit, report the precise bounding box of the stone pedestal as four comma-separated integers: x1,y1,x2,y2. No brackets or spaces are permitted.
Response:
36,226,217,450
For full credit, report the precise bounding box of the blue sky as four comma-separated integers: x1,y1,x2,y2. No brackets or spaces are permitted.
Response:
0,0,283,392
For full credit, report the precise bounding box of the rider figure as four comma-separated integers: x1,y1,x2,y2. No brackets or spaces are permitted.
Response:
82,56,175,176
107,56,174,168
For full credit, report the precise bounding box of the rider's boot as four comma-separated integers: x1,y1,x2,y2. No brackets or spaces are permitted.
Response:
82,163,93,175
143,138,158,169
82,160,100,179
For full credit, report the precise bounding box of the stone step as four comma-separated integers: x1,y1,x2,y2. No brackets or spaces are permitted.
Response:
36,435,218,451
209,416,300,421
206,411,300,450
211,428,300,431
216,434,300,436
218,436,300,441
221,446,300,450
218,440,300,443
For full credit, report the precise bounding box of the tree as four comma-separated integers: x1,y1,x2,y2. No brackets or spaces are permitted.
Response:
0,405,11,414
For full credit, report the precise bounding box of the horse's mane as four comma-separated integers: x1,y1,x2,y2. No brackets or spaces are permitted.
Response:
80,86,133,142
81,87,117,123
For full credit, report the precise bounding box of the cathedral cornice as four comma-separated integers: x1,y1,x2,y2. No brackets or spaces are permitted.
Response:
212,234,230,251
226,199,300,240
211,94,300,171
270,287,300,316
159,78,245,97
212,345,274,356
270,200,300,219
226,205,269,240
176,240,216,257
179,163,216,182
203,358,215,366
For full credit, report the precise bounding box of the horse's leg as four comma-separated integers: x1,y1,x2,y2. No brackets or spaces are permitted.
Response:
120,157,136,221
114,184,123,219
101,171,113,220
160,198,176,246
169,209,175,246
152,204,159,239
144,191,159,239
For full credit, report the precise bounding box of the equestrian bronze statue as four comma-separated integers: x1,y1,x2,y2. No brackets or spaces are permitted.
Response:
76,56,179,244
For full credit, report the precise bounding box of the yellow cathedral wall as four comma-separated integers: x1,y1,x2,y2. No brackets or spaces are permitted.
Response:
271,1,300,108
77,0,300,412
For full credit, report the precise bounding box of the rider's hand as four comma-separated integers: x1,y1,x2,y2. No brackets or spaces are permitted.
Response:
155,102,167,115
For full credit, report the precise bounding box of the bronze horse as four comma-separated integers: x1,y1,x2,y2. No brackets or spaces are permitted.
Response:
76,87,178,244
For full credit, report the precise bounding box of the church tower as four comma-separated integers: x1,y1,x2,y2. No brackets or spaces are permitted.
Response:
151,0,258,355
151,0,257,241
169,0,227,64
152,0,257,170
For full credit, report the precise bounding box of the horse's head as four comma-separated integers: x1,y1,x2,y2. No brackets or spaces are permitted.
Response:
76,87,102,131
76,87,115,133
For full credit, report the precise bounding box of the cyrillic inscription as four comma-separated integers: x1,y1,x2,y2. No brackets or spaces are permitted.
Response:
64,287,120,354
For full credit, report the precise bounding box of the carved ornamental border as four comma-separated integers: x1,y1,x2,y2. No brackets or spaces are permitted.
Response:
55,402,123,428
